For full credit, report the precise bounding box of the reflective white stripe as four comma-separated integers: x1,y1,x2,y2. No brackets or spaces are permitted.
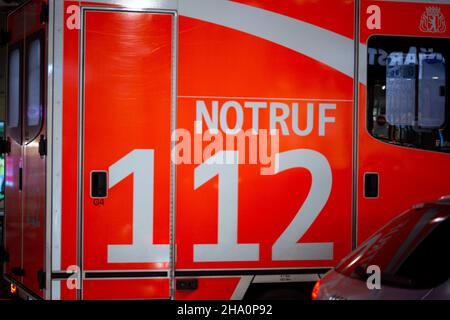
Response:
51,0,64,272
230,276,253,300
46,0,55,299
179,0,355,78
51,281,61,300
359,43,368,86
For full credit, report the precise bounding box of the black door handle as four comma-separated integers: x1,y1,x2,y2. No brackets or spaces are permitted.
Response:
19,167,22,191
364,173,379,198
90,171,108,198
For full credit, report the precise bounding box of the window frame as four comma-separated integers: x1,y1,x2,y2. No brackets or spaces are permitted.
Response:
366,35,450,153
6,40,24,145
23,29,45,144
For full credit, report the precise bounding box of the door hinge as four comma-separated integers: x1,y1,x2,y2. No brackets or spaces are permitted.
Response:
11,267,25,277
176,279,198,291
0,137,11,155
40,2,49,24
0,29,11,46
0,247,9,263
39,135,47,156
37,269,46,290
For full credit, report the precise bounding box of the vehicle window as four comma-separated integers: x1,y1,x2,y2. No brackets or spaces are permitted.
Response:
25,34,43,142
367,36,450,153
395,217,449,289
7,47,21,140
418,53,446,128
386,53,416,126
335,206,450,289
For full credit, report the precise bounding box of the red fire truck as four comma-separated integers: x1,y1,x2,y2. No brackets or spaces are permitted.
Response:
1,0,449,300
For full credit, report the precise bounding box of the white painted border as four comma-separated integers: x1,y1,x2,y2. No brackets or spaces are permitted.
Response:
45,0,54,300
51,280,61,300
51,0,64,275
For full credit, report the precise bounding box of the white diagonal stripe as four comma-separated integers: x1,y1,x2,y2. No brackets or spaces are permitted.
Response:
179,0,355,78
230,276,253,300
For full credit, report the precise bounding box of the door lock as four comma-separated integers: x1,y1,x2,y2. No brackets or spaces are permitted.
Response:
90,171,108,198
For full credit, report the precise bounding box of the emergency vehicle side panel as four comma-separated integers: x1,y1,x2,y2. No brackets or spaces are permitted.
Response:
5,0,47,298
22,0,47,297
5,7,24,285
56,1,122,290
358,1,450,244
46,0,450,300
56,0,356,299
175,0,354,273
15,0,450,301
80,10,173,298
60,0,80,276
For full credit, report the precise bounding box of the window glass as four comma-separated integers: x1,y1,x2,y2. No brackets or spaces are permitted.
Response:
8,48,20,129
367,36,450,153
25,36,42,139
386,53,416,126
395,217,449,289
418,53,446,128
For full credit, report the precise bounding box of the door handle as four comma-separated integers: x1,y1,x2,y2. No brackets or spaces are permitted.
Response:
90,171,108,198
19,167,22,191
364,172,379,198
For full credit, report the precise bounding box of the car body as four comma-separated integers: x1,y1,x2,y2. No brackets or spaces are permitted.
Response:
316,197,450,300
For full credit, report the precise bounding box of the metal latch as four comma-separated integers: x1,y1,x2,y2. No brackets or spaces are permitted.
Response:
39,135,47,157
37,269,46,290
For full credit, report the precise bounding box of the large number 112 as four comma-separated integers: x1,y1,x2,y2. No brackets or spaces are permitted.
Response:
107,149,333,263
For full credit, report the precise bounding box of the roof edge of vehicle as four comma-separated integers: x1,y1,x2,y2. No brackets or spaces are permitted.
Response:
412,195,450,210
